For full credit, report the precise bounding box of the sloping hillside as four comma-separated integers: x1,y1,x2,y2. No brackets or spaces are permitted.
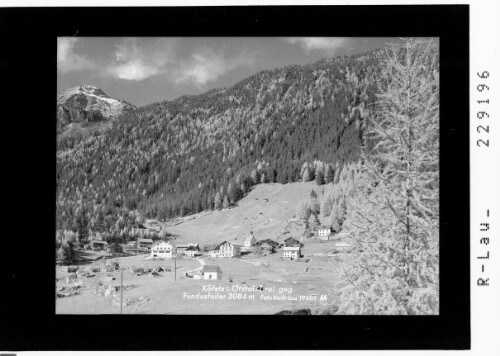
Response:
164,181,319,246
56,50,382,242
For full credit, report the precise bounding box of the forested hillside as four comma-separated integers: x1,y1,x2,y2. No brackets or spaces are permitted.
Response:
56,49,383,242
56,38,440,314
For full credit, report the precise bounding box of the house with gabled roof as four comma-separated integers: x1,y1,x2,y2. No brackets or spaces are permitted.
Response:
208,247,220,258
217,241,241,258
201,265,222,280
150,241,175,258
106,242,123,254
317,226,333,240
185,245,201,258
90,240,108,251
253,239,278,255
284,237,303,247
282,246,301,260
176,243,199,255
138,238,154,250
255,239,279,249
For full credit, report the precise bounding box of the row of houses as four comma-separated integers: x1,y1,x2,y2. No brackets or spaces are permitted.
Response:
147,234,307,260
186,233,346,281
150,241,201,258
88,225,335,252
90,225,343,261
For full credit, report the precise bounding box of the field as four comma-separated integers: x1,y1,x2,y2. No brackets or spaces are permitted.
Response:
56,240,348,314
163,181,323,246
56,181,349,314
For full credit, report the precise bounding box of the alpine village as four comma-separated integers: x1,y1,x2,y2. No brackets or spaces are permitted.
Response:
56,38,439,315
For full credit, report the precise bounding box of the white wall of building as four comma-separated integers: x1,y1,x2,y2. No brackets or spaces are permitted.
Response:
203,272,221,280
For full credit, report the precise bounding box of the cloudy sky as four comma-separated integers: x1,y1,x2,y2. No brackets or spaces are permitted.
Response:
57,37,404,107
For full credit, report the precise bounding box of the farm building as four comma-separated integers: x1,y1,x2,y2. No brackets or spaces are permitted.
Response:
317,227,332,240
90,240,108,251
255,239,279,249
176,243,199,255
282,246,301,260
176,244,190,254
258,242,275,255
208,248,220,258
284,237,302,247
151,241,175,258
201,265,222,280
185,245,201,258
106,243,123,254
138,238,154,250
127,241,137,248
217,241,242,258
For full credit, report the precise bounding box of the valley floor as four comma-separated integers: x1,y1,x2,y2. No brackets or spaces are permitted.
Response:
56,181,350,314
56,240,348,315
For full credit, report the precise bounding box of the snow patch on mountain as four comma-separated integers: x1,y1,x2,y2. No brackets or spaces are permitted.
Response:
57,85,136,120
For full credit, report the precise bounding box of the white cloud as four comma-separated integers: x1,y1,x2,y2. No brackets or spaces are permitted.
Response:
63,38,257,85
57,38,94,73
284,37,347,55
108,58,161,81
174,47,255,88
106,38,178,81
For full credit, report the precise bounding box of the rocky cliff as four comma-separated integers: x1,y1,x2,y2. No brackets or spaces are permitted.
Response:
57,85,135,135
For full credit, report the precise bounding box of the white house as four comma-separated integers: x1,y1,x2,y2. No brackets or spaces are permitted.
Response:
317,227,332,240
185,245,201,258
243,233,257,250
218,241,241,258
208,249,220,258
150,241,175,258
282,246,301,260
201,265,222,280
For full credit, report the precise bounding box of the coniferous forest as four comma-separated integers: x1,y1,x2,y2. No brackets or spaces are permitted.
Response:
56,49,382,242
56,38,440,315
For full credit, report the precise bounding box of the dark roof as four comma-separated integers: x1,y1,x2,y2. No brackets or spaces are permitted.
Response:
186,246,199,251
214,241,229,249
217,241,243,248
256,239,279,247
284,237,303,247
202,265,222,273
107,243,123,251
92,240,108,245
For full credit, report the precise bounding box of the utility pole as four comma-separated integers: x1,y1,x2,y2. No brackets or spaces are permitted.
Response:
174,257,177,281
120,267,124,315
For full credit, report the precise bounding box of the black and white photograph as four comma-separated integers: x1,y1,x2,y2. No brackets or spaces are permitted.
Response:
2,3,482,352
55,36,440,315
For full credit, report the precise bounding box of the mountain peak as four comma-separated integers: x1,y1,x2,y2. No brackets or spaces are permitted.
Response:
57,85,136,137
76,84,104,94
